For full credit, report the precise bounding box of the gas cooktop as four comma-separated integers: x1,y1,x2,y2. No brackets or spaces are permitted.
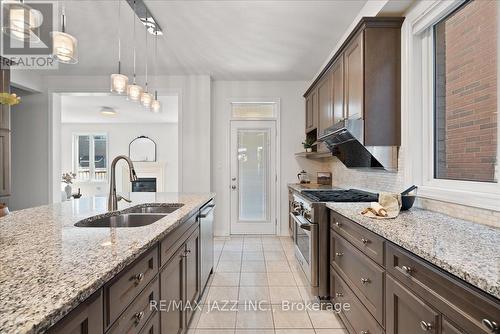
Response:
301,189,379,202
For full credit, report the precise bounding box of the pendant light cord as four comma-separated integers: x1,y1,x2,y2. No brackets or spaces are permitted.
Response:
61,4,66,33
132,0,136,84
145,18,148,92
154,31,158,99
117,0,121,73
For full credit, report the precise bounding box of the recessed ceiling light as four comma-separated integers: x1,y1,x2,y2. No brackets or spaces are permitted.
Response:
100,106,117,116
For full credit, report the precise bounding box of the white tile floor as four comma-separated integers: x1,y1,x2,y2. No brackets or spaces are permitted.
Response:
187,236,347,334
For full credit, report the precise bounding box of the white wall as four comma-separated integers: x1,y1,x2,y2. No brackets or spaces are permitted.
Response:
60,123,179,197
211,81,307,236
10,74,211,210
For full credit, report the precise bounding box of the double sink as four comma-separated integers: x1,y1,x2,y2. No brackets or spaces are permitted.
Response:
75,203,184,228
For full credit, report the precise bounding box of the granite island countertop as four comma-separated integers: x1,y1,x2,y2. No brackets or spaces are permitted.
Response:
326,202,500,300
0,192,215,334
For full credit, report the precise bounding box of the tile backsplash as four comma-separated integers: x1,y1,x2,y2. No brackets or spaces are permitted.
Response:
298,149,500,228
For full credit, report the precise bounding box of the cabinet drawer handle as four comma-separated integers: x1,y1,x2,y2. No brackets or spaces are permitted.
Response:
420,321,433,331
360,331,370,334
335,221,341,227
134,311,145,325
335,292,343,297
335,252,344,257
132,273,144,285
186,249,191,254
402,265,413,275
482,319,499,332
361,238,369,244
360,278,370,284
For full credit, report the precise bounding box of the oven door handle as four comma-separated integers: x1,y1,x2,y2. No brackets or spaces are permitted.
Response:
299,223,311,231
289,212,312,232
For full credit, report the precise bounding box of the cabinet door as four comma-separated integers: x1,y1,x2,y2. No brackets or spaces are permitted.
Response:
48,292,103,334
305,90,318,132
317,70,332,137
160,246,185,334
344,31,364,120
386,276,440,334
331,55,344,124
185,227,201,326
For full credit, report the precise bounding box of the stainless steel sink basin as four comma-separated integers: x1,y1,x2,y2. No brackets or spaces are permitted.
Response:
125,204,184,214
75,214,166,228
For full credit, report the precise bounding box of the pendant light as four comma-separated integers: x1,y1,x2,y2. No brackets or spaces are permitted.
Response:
127,0,143,101
110,0,128,94
1,0,43,42
52,3,78,64
140,19,153,109
151,31,161,113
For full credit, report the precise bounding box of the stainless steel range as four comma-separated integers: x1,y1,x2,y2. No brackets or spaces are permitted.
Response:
290,188,378,299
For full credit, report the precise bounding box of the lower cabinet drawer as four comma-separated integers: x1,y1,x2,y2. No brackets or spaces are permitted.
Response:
48,291,103,334
386,243,500,334
108,277,160,334
386,275,440,334
139,311,160,334
105,246,158,327
331,266,384,334
331,230,384,325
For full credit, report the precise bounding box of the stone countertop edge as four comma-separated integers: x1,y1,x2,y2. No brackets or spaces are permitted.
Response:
0,193,215,334
325,202,500,300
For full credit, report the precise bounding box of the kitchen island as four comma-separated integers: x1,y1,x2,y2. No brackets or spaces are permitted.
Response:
0,192,215,334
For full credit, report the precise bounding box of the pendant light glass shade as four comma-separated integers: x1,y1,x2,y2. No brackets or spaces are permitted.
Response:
52,31,78,64
127,83,143,101
141,92,153,108
151,98,161,113
1,2,43,42
110,73,128,94
52,6,78,64
110,0,128,94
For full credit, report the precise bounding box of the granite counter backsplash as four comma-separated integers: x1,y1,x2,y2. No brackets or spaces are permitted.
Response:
0,192,214,334
326,202,500,299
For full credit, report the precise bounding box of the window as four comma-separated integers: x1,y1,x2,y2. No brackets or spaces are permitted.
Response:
73,134,108,181
433,0,498,183
231,102,277,119
403,0,500,210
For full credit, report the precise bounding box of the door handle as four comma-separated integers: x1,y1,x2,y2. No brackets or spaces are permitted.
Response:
231,185,236,190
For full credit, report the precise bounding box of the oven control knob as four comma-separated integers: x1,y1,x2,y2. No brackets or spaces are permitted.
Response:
303,211,312,221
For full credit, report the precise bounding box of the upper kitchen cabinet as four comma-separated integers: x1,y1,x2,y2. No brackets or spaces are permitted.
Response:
303,17,403,146
305,89,317,133
344,31,363,121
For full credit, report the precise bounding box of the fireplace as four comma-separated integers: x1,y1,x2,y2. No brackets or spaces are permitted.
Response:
131,178,157,192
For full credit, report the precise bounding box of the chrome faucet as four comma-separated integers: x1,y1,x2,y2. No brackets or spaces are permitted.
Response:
108,155,138,211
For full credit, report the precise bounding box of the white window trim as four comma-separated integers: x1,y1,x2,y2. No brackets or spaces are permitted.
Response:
230,98,280,121
72,133,109,183
403,0,500,211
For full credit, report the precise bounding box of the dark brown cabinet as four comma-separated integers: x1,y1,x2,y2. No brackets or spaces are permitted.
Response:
386,275,440,334
305,89,317,132
48,292,103,334
160,245,186,334
329,209,500,334
184,227,201,326
302,17,403,151
344,31,363,120
331,55,344,125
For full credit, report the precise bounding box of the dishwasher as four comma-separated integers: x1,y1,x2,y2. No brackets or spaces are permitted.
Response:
198,200,215,289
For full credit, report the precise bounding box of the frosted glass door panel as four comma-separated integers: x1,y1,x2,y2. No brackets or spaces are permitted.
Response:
237,130,269,221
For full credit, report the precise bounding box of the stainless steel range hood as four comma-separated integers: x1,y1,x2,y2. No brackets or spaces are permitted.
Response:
318,119,398,171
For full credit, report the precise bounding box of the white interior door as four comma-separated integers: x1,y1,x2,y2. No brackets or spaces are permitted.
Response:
230,120,276,235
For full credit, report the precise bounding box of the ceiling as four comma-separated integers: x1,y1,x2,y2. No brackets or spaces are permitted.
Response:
47,0,367,80
61,94,178,123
